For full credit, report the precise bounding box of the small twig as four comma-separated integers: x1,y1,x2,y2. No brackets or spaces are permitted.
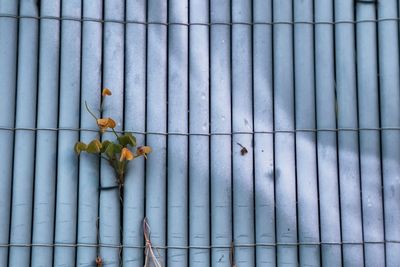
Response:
230,241,237,267
96,217,102,266
143,218,163,267
111,127,120,139
85,101,98,121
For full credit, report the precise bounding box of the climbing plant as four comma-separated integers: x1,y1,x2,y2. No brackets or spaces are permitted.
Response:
74,88,151,188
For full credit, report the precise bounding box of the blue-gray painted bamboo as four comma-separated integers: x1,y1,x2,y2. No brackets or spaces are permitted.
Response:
99,1,125,266
335,1,364,265
253,0,275,266
0,0,18,266
232,1,254,266
356,2,385,266
273,0,297,265
294,1,320,266
123,0,146,266
8,1,37,267
377,1,400,266
53,1,82,266
168,0,189,266
76,0,102,265
189,1,210,266
31,1,61,266
314,0,342,265
146,0,168,263
210,0,232,266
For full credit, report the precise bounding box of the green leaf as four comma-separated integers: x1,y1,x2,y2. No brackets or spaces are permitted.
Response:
74,142,87,155
104,143,122,158
86,139,102,153
101,140,112,153
117,133,136,147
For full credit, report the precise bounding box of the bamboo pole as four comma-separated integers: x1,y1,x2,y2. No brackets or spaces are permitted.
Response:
210,0,232,266
335,1,364,265
189,0,210,265
294,0,320,266
53,0,82,266
314,0,342,265
76,0,102,265
0,0,19,266
377,1,400,265
146,0,168,264
356,2,385,266
99,0,125,266
167,0,189,266
31,1,61,265
253,0,275,266
8,1,39,266
232,0,254,266
273,0,297,264
123,0,146,266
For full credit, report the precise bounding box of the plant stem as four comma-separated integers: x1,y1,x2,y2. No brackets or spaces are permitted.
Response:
85,101,98,121
111,128,119,139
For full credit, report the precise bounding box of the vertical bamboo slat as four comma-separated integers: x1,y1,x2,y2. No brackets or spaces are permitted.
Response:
8,1,39,266
189,0,210,266
167,0,189,266
294,0,320,266
314,0,342,265
356,2,385,266
377,1,400,266
146,0,168,263
123,0,146,266
99,0,125,266
0,0,20,266
76,0,102,265
232,0,254,266
31,1,61,266
335,1,364,265
53,1,82,265
210,0,232,266
253,0,275,266
273,0,297,265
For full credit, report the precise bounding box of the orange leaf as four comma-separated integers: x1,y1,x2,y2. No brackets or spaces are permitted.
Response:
102,88,112,96
96,256,103,267
107,118,116,128
120,147,134,161
97,118,116,133
136,146,152,158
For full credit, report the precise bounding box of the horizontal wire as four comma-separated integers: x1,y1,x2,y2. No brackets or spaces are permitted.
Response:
0,13,399,26
0,240,398,249
1,126,399,136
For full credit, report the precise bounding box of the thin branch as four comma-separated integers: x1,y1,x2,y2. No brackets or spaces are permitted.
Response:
85,101,98,121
